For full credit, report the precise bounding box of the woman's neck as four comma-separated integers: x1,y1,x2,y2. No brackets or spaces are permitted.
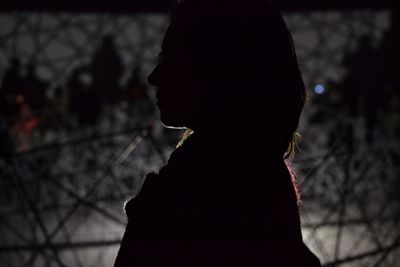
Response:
185,124,285,160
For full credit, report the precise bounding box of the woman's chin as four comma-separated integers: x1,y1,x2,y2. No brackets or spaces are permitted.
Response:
159,114,187,130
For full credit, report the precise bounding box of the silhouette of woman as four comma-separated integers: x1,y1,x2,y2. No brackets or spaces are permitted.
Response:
114,0,321,266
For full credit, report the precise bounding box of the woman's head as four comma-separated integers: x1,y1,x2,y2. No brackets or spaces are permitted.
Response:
148,0,305,156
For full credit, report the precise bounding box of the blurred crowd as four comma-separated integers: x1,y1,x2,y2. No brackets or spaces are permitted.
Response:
0,35,154,151
309,13,400,151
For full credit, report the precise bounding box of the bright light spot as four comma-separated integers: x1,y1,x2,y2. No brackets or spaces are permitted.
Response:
314,84,325,94
80,72,93,86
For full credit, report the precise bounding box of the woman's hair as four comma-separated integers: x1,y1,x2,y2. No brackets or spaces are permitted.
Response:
170,0,305,157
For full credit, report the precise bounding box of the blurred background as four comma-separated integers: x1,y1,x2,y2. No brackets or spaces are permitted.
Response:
0,0,399,266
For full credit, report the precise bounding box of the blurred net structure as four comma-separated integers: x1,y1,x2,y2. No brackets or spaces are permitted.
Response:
0,4,399,267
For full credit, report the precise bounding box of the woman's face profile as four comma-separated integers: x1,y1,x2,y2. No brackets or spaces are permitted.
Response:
147,22,201,129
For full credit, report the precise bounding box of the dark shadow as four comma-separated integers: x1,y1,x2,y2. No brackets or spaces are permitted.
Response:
114,0,321,266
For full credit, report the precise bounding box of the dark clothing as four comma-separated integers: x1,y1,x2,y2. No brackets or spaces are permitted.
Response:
114,135,321,266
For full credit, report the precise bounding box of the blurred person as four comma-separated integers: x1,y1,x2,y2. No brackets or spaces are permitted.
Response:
114,0,321,266
0,57,23,118
342,35,384,142
22,62,48,111
124,64,155,115
67,65,101,126
91,34,124,107
9,103,39,151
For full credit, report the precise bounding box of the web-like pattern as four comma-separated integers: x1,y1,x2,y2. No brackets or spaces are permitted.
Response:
0,9,399,267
